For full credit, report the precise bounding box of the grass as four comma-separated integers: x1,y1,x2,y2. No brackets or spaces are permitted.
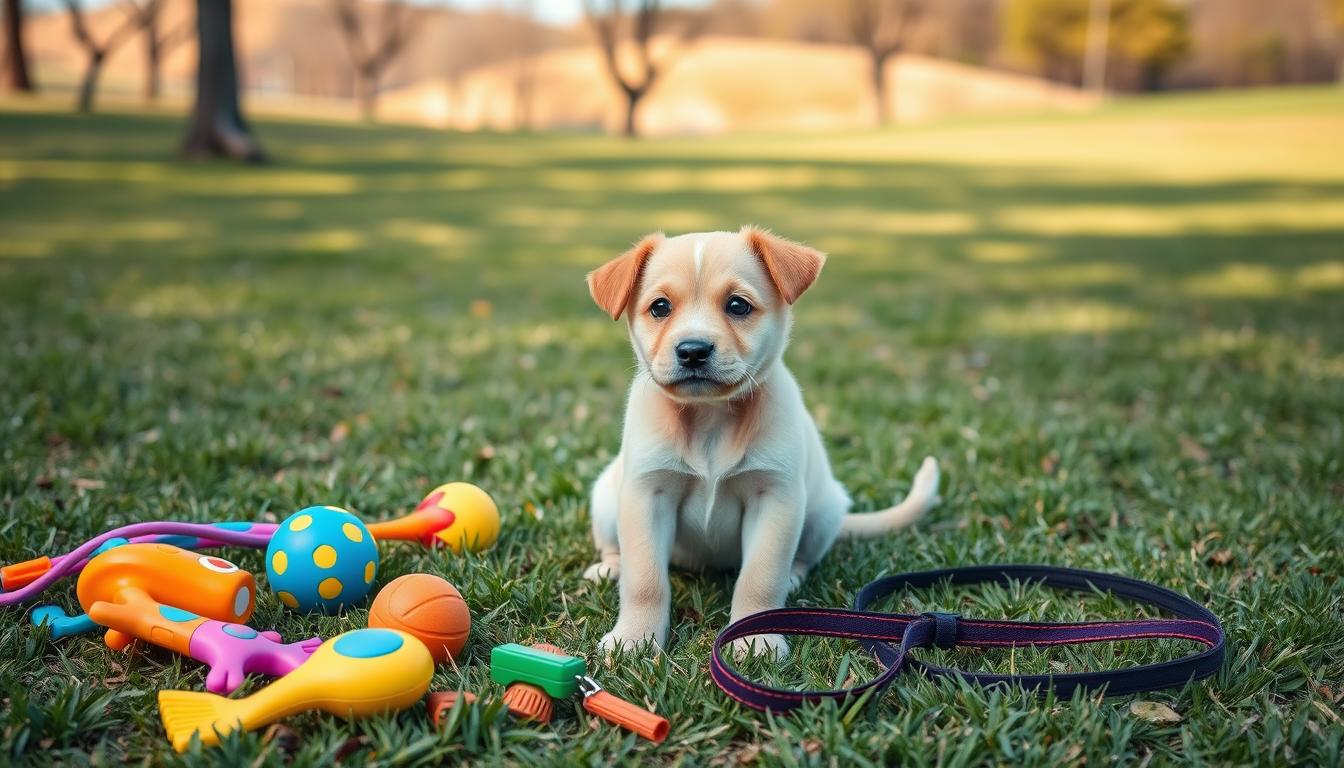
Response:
1,86,1342,766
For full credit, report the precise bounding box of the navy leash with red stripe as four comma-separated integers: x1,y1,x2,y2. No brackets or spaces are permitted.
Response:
710,565,1225,712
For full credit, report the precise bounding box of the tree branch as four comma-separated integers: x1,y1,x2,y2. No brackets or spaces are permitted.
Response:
331,0,370,71
160,17,195,51
65,0,140,57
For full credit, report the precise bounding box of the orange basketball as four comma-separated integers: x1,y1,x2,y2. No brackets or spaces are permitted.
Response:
367,574,470,663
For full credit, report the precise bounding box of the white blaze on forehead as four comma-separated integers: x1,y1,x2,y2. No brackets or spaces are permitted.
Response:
693,238,705,279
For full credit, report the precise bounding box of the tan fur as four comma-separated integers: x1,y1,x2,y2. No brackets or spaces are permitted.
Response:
587,233,664,320
741,226,827,305
585,228,940,660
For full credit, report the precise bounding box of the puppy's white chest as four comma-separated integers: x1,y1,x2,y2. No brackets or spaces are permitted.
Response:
670,474,751,570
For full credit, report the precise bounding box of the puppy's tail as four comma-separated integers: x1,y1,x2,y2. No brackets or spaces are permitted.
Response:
840,457,940,539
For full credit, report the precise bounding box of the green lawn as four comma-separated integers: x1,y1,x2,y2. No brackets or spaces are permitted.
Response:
1,87,1343,766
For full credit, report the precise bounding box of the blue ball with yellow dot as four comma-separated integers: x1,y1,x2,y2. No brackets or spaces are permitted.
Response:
265,506,379,614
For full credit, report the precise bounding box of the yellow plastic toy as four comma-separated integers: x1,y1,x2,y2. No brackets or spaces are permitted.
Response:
416,482,500,554
158,628,433,751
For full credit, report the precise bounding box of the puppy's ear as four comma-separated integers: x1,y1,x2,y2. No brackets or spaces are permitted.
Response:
587,233,663,320
741,226,827,304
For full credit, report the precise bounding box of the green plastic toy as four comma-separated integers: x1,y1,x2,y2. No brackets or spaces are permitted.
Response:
489,643,586,698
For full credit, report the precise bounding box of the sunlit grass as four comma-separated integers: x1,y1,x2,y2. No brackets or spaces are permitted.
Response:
1,88,1342,765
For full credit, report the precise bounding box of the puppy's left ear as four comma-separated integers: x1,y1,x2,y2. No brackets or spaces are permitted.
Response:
587,232,664,320
741,226,827,304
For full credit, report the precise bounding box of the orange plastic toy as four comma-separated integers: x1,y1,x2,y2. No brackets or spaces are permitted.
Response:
77,543,255,652
367,574,470,663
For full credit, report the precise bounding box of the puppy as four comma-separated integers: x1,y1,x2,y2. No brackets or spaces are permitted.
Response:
584,227,940,659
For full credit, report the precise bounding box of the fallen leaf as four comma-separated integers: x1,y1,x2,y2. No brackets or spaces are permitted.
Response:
476,445,496,461
470,299,493,318
1208,549,1234,566
329,422,350,443
319,385,345,399
335,735,370,762
1130,700,1182,725
802,739,823,754
72,478,105,491
1041,453,1060,476
35,475,54,489
736,744,762,764
1179,434,1211,463
262,723,298,752
101,661,127,686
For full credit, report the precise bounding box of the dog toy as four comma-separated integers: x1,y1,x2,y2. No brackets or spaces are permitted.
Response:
158,628,433,751
489,643,669,742
31,604,99,638
0,497,460,594
77,543,320,693
367,574,470,663
416,482,500,554
426,691,477,727
265,506,379,613
500,642,567,722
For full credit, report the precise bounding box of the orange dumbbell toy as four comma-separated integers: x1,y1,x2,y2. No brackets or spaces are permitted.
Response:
367,574,471,664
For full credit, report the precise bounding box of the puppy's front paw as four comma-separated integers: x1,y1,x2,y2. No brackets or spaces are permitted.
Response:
598,620,666,656
583,560,620,583
731,633,790,662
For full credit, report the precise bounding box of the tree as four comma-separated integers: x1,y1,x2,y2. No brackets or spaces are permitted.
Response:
582,0,701,137
64,0,140,112
127,0,193,103
509,0,539,131
329,0,419,122
845,0,923,125
1005,0,1189,91
1331,0,1344,82
3,0,35,92
181,0,264,161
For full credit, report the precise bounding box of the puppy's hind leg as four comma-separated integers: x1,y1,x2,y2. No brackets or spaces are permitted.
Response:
584,458,623,583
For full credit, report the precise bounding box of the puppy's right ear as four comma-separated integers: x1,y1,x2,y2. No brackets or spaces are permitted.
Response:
587,233,663,320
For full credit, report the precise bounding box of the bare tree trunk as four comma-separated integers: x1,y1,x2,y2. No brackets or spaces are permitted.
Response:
357,71,375,121
1082,0,1111,94
2,0,35,92
144,16,160,102
871,51,890,125
181,0,264,161
77,50,105,112
513,60,533,131
621,87,643,137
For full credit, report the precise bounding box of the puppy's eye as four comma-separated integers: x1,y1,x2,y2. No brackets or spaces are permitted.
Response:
649,298,672,318
725,296,753,317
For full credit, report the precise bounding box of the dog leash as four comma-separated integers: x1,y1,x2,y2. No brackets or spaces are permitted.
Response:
710,564,1225,712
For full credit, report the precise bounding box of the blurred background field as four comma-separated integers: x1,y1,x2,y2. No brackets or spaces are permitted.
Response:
2,0,1343,765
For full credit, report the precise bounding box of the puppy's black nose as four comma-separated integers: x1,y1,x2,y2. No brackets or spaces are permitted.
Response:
676,340,714,369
